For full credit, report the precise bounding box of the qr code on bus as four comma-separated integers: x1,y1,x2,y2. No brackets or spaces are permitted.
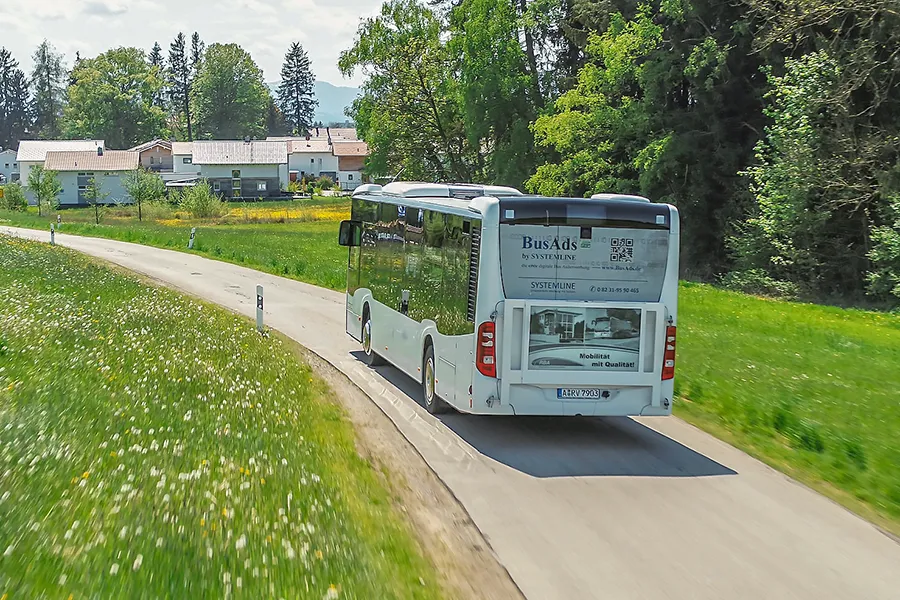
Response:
610,238,634,262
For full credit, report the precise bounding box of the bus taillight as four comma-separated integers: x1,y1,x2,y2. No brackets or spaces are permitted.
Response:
662,326,677,380
476,322,497,378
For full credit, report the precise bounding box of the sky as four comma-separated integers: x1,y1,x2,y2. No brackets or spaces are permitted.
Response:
0,0,380,87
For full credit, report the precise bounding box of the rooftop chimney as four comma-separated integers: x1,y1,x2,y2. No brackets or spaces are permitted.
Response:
97,147,103,156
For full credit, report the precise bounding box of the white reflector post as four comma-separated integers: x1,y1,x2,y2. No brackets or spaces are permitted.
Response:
188,227,196,249
50,224,55,246
256,285,264,333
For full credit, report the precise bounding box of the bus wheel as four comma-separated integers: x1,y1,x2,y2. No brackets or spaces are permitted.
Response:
423,344,448,414
362,312,385,366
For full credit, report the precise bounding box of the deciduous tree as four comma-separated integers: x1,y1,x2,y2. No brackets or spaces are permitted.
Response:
191,44,269,140
27,165,62,217
123,168,166,222
63,47,168,149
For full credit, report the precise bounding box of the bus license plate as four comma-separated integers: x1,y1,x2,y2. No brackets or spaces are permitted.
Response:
557,388,601,400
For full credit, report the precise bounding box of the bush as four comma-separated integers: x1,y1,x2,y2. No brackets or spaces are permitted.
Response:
0,183,27,211
867,197,900,302
720,269,801,300
142,198,175,221
177,180,228,219
316,175,334,189
287,180,302,194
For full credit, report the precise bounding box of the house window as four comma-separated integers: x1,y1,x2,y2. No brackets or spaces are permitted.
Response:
348,174,353,180
310,158,315,164
213,181,221,192
256,181,267,192
232,170,241,178
183,157,192,164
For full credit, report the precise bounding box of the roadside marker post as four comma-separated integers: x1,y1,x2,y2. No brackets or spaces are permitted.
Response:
50,224,55,246
188,227,196,249
57,214,61,228
256,285,264,333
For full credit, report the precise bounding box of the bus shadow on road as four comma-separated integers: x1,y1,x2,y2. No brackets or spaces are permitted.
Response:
355,354,737,479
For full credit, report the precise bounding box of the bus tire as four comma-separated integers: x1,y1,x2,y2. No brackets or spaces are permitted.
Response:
362,310,385,367
423,344,449,414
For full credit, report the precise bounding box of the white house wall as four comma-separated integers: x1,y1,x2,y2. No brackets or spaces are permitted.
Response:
288,153,339,177
57,172,132,206
173,155,198,175
0,151,18,182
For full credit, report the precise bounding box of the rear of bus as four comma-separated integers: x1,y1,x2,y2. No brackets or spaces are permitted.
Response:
470,194,679,416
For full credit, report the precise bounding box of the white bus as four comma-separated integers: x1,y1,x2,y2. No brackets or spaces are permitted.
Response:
338,182,680,416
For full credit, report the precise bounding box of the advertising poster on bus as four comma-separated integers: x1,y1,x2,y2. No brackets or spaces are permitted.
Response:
527,307,641,371
498,225,670,303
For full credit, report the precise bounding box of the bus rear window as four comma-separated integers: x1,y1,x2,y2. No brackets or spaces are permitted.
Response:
498,198,671,302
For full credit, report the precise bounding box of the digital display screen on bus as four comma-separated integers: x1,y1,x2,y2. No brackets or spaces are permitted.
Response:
528,307,641,371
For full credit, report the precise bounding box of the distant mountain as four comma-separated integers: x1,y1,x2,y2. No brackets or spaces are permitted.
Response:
267,81,361,126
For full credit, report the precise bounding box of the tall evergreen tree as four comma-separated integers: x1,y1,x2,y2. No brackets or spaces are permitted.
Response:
169,33,193,141
190,32,205,75
30,40,66,139
68,51,82,88
277,42,317,135
148,42,167,109
0,48,31,149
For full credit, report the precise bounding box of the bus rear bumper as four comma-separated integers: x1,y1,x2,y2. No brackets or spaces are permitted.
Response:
486,384,670,417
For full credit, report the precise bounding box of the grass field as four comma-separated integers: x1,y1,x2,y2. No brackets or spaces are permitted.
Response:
0,235,438,598
0,199,349,290
2,201,899,533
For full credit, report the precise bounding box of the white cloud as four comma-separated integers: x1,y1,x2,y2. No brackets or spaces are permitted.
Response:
82,1,128,16
0,0,382,85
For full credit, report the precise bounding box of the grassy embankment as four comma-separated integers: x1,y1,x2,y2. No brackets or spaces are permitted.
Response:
0,235,439,598
1,200,899,534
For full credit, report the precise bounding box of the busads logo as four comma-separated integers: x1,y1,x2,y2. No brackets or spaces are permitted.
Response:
521,236,579,251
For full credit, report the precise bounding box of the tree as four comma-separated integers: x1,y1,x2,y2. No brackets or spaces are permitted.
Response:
191,44,269,140
68,51,82,87
449,0,543,186
190,33,205,75
0,47,32,149
277,42,317,135
30,40,66,138
527,2,768,276
169,33,193,141
0,182,27,211
62,47,168,149
83,177,110,224
27,165,62,217
340,0,474,181
148,42,167,109
266,97,290,137
123,168,165,221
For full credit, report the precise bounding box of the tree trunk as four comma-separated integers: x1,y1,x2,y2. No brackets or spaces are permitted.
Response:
94,202,99,225
518,0,543,107
138,199,142,222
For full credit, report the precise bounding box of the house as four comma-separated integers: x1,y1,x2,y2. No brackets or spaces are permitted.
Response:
171,141,198,175
16,140,105,190
191,140,288,198
129,139,173,171
43,149,139,206
0,149,18,183
287,139,338,182
333,141,369,190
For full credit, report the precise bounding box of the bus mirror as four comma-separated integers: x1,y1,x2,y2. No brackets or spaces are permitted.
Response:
338,220,361,247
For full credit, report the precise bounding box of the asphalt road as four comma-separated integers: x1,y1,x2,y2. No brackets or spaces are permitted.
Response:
5,226,899,600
